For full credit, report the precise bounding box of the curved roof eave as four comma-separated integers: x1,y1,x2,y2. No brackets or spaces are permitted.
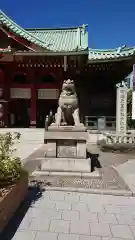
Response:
0,10,88,52
0,10,55,51
88,47,135,62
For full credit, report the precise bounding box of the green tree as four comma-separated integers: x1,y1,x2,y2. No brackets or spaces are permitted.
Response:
127,89,135,128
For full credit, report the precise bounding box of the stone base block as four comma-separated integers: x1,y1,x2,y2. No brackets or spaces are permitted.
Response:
40,157,91,173
77,141,86,158
48,125,86,132
44,130,88,141
45,139,86,159
44,129,88,159
45,141,56,157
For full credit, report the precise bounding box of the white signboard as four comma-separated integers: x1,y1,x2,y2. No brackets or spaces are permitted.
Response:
116,87,127,134
10,88,31,99
38,89,59,99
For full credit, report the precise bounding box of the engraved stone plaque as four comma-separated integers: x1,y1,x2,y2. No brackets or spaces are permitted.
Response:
116,87,127,134
57,139,77,158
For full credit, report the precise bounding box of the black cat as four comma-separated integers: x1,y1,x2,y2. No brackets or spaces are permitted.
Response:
87,151,102,172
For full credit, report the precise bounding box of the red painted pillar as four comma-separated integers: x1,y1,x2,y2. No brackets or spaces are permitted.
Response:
30,85,37,127
4,81,10,127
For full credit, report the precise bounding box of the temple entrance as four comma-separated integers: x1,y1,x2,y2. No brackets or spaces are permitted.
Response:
36,99,57,128
9,99,30,127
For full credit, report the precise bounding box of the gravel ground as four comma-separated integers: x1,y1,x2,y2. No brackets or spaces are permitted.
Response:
29,166,129,191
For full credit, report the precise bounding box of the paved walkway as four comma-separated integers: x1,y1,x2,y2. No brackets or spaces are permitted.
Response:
1,128,135,239
2,190,135,240
0,128,43,160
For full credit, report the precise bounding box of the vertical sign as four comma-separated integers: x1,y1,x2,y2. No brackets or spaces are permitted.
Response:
132,65,135,119
116,87,127,134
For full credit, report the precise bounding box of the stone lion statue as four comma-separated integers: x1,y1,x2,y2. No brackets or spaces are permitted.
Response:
54,79,82,126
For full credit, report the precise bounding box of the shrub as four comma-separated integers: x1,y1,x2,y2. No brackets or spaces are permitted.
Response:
0,132,23,186
127,89,135,129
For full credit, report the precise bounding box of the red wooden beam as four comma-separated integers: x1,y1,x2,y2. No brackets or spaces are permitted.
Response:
0,26,35,52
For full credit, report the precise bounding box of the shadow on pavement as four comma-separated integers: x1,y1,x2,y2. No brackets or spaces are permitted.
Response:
0,183,45,240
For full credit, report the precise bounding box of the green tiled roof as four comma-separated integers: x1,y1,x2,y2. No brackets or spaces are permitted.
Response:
0,10,135,61
88,47,135,62
0,10,88,52
27,27,88,52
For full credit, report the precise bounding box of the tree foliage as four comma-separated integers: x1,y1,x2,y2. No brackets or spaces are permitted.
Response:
127,89,135,128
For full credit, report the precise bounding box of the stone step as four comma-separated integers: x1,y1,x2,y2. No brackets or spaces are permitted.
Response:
38,157,89,161
38,157,91,173
30,169,100,179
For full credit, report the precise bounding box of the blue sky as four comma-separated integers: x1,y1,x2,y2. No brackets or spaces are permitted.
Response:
1,0,135,49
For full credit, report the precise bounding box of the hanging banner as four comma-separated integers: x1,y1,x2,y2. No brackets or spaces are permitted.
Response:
38,89,59,99
10,88,31,99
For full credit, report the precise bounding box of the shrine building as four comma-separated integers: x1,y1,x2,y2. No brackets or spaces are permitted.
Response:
0,10,135,129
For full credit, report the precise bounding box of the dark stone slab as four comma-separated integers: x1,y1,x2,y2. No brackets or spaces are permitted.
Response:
57,139,77,158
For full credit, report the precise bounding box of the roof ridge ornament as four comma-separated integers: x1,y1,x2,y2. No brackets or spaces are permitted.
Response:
80,24,88,28
117,45,126,54
80,24,88,34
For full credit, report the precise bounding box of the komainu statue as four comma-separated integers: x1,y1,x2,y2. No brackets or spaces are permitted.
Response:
54,79,82,126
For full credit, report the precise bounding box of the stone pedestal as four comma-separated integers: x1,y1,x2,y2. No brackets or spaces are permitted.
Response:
44,126,87,159
42,125,91,173
41,157,91,173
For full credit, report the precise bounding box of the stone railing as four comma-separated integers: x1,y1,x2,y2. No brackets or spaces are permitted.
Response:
98,133,135,152
105,133,135,144
85,116,116,130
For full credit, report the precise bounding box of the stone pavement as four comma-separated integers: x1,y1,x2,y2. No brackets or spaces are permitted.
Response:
1,128,135,239
2,190,135,239
0,128,43,160
116,160,135,195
